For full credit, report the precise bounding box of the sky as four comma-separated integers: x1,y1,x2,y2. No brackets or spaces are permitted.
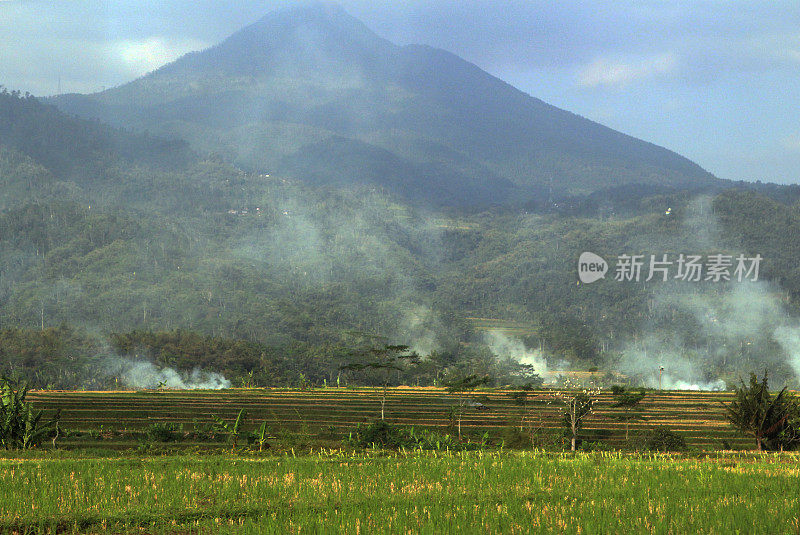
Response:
1,0,799,184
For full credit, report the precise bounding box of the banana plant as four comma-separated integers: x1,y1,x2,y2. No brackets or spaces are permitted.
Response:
0,376,61,450
212,408,247,448
254,421,269,452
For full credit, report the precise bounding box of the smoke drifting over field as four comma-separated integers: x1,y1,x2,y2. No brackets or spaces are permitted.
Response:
232,183,446,349
108,358,231,389
485,330,552,380
618,197,800,389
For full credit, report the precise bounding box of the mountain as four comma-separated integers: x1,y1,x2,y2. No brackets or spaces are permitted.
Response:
51,3,718,206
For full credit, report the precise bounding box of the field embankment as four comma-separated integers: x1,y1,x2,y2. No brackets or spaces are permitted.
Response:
28,388,753,450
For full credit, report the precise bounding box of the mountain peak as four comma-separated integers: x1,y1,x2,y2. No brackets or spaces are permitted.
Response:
254,1,353,23
160,2,394,79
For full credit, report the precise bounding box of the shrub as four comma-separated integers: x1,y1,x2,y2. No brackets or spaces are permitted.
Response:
145,422,182,442
579,440,614,452
501,426,532,448
646,426,688,452
349,420,409,449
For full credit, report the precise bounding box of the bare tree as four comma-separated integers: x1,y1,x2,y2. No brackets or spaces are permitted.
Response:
558,390,599,451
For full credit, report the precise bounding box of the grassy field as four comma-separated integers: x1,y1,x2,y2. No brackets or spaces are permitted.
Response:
1,450,799,534
28,388,752,450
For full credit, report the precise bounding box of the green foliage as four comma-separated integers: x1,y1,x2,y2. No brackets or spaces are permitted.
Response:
611,386,647,440
646,426,688,452
144,422,182,443
5,86,800,392
0,376,60,449
340,344,421,383
444,374,490,394
444,374,491,438
213,409,247,447
579,440,614,452
341,344,421,420
347,420,485,451
249,421,270,452
724,372,800,451
611,387,647,408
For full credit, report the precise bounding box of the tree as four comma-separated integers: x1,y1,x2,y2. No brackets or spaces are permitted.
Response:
559,390,598,451
341,345,420,421
508,383,534,432
444,374,490,439
0,376,61,449
724,372,799,451
610,386,646,441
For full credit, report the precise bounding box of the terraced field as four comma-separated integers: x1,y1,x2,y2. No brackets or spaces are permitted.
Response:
28,388,753,450
466,317,537,336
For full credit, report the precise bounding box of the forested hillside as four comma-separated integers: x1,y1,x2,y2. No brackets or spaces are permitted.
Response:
3,86,800,390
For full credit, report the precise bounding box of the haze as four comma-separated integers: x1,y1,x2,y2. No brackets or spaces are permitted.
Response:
1,0,799,184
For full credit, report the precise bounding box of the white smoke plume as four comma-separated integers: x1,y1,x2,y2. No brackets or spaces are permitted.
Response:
109,358,231,390
617,196,800,389
773,326,800,380
618,335,727,390
400,304,440,356
484,329,551,379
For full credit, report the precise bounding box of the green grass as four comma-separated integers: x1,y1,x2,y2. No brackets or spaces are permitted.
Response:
1,451,798,534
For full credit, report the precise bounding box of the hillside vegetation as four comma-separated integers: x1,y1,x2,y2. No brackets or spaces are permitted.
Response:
3,88,800,389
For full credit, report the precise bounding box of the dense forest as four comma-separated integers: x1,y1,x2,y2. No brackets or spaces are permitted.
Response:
3,89,800,390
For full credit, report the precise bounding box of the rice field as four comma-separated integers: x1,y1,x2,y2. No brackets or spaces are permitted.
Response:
466,317,538,336
28,388,753,450
1,450,798,534
7,389,800,533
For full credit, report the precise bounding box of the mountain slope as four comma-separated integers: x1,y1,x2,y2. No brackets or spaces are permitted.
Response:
51,3,718,205
0,89,193,179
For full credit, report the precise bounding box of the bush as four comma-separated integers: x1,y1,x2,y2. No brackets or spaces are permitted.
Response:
646,426,688,452
348,420,411,449
579,440,614,452
145,422,182,442
501,426,532,448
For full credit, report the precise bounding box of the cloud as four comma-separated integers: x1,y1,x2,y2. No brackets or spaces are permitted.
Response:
577,53,678,88
111,37,208,77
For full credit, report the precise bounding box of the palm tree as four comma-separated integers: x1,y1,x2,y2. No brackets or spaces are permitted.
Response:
724,372,798,451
